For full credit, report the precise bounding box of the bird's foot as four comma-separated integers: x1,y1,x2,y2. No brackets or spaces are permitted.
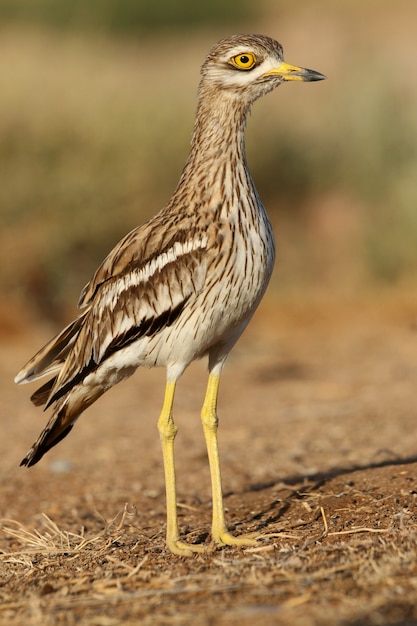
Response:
213,530,258,548
166,538,207,557
166,531,257,555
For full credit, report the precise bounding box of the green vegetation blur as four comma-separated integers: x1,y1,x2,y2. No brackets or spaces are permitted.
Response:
0,0,252,33
1,0,416,322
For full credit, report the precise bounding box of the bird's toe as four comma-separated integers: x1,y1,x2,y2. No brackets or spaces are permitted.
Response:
166,539,207,557
213,530,258,548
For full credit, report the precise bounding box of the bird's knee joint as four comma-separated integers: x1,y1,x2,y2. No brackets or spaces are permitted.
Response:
201,408,218,432
158,416,178,442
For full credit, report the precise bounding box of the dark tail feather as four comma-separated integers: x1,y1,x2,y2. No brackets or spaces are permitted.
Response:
20,394,77,467
30,378,57,407
20,423,73,467
21,382,104,467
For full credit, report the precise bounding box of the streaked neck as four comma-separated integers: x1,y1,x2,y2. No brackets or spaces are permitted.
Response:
177,86,251,194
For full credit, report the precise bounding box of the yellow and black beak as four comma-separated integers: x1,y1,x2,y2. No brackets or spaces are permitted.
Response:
264,61,326,82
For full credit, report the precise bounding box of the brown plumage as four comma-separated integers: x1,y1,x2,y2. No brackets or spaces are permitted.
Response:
16,34,325,555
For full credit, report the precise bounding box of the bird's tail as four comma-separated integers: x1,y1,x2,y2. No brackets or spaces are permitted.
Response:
20,382,105,467
20,400,74,467
16,310,95,466
14,311,89,387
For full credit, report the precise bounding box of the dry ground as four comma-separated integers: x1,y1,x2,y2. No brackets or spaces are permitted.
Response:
1,291,417,625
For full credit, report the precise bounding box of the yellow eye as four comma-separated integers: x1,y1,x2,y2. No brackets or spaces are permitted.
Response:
230,52,256,70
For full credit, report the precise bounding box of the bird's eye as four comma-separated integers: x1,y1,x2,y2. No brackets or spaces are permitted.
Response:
230,52,256,70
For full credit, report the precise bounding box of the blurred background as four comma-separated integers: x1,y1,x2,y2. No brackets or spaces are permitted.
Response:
1,0,416,330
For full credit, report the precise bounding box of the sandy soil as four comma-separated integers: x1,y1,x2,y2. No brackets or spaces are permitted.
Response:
1,292,417,625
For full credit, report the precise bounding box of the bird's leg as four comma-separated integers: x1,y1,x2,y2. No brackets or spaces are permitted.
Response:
201,373,257,548
158,379,205,556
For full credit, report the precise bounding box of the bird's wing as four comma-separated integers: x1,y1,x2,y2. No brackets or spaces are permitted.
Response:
78,212,197,309
46,226,209,407
16,209,209,389
20,233,209,468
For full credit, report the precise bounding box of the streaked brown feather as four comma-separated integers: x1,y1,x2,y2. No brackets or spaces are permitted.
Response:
30,378,56,407
46,242,208,407
15,312,88,384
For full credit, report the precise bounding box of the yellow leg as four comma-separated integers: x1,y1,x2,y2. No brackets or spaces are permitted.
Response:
201,374,257,547
158,380,205,556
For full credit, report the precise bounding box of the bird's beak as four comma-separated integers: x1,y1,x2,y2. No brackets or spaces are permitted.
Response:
264,61,326,82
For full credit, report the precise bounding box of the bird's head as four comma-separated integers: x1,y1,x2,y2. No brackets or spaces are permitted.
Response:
200,34,326,103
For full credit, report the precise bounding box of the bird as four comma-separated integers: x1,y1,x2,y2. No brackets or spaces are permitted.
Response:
15,34,325,556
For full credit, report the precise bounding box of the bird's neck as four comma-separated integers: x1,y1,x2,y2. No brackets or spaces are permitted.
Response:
173,88,253,201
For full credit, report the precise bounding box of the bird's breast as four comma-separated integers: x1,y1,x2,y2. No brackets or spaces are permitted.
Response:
198,198,275,338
